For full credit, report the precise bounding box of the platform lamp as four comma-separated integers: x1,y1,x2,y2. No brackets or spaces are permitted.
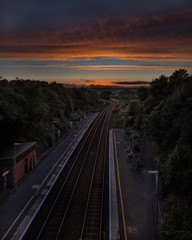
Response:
121,116,126,131
52,120,56,148
128,130,134,167
13,143,21,191
149,170,159,240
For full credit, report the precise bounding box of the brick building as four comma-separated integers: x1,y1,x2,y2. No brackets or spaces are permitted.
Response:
0,142,37,188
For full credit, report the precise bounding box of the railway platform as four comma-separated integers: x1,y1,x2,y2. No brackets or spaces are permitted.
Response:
109,128,155,240
0,112,98,240
1,116,155,240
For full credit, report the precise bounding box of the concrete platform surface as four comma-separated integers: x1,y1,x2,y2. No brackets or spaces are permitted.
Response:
109,129,120,240
0,113,98,240
112,128,156,240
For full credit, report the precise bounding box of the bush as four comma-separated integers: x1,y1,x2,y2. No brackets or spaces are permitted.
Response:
161,197,192,240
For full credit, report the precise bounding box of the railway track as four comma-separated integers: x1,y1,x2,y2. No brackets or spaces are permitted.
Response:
23,102,116,240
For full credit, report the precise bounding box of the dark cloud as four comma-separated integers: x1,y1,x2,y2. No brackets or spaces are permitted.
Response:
2,8,192,41
0,6,191,59
85,80,95,83
112,81,149,85
80,79,95,83
1,0,192,31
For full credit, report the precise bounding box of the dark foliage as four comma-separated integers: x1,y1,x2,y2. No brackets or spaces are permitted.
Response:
0,79,100,153
143,69,192,239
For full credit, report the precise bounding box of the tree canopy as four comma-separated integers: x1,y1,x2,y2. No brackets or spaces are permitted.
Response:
119,69,192,239
143,69,192,239
0,79,100,152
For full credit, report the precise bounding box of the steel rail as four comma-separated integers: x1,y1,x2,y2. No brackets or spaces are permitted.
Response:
80,105,115,240
35,105,112,240
55,106,113,239
54,109,109,239
99,106,114,239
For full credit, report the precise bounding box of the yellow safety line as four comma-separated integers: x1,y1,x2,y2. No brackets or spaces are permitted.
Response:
1,196,34,240
114,130,128,240
37,116,92,192
1,118,93,240
36,161,58,192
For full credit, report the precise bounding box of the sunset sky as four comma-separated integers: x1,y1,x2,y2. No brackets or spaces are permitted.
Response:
0,0,192,86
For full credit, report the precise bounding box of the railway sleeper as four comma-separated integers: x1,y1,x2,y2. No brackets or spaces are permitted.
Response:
83,232,99,239
89,201,101,206
90,194,101,198
84,226,99,232
92,186,101,190
87,211,100,217
86,217,100,224
54,204,67,210
93,178,103,183
90,193,101,198
89,202,101,211
89,197,101,202
46,220,62,226
91,188,101,192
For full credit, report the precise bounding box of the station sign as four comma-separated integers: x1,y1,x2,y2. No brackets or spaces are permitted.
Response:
2,170,9,177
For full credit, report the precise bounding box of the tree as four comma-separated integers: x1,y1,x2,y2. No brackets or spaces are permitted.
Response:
0,79,101,152
169,69,189,90
143,69,192,238
165,140,192,196
100,90,112,100
149,75,169,100
161,197,192,240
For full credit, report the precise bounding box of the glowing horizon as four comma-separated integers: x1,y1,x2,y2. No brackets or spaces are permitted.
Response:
0,1,192,85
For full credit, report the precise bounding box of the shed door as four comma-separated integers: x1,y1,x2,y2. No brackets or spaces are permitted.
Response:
25,158,28,173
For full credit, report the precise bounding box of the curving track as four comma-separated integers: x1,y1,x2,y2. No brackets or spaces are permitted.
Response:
23,102,116,240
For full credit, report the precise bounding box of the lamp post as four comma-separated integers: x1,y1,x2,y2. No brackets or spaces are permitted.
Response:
121,116,126,131
130,131,134,153
13,143,21,191
70,113,73,128
52,120,56,148
149,170,159,240
128,130,134,167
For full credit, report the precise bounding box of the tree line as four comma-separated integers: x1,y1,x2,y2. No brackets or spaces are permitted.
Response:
123,69,192,240
0,79,100,153
143,69,192,240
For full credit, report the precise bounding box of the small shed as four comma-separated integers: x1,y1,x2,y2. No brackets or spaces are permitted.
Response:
0,142,37,188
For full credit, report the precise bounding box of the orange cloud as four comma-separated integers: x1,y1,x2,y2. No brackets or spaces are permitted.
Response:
0,8,191,60
67,64,192,71
2,63,192,71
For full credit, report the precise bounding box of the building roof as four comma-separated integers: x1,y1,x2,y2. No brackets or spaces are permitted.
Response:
0,142,37,161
